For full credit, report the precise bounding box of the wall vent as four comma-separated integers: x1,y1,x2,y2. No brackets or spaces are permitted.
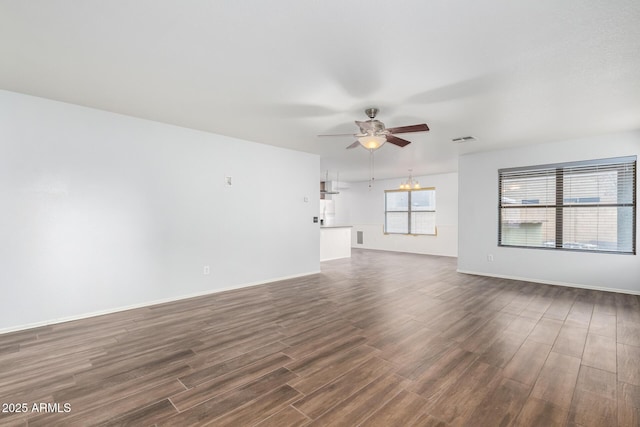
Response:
357,231,363,245
451,136,477,143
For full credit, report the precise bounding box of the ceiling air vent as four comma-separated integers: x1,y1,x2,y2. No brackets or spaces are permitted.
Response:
451,136,477,143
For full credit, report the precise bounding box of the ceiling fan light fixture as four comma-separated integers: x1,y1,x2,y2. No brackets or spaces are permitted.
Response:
358,135,386,151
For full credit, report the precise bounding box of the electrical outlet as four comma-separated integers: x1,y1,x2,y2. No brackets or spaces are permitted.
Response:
487,254,494,262
203,265,210,275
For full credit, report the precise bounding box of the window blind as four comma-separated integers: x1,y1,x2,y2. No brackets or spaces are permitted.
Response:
498,156,636,254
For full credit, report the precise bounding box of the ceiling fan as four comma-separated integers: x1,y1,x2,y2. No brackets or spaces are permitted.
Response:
319,108,429,151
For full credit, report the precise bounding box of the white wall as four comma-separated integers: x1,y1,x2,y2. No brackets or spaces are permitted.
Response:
0,90,320,332
458,131,640,294
339,173,458,257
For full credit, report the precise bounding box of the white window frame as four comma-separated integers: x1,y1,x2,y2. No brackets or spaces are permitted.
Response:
384,187,436,235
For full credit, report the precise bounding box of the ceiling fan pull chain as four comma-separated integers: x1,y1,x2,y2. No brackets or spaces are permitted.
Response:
369,150,375,188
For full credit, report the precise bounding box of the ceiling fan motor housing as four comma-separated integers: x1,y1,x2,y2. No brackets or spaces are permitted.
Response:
356,120,386,135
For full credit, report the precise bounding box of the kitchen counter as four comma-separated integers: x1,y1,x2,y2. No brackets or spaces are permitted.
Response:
320,226,352,261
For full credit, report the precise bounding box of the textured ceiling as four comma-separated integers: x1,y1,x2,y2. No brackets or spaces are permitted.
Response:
2,0,639,181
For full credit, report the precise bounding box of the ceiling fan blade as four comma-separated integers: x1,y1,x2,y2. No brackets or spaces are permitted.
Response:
386,123,429,134
386,135,412,147
346,141,360,149
317,133,355,137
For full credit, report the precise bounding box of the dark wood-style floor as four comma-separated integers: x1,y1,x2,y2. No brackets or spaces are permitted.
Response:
1,249,639,426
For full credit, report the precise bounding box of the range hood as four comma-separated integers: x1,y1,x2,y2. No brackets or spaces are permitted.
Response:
320,180,340,195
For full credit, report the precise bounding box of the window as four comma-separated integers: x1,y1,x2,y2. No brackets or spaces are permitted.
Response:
499,156,636,254
385,188,436,235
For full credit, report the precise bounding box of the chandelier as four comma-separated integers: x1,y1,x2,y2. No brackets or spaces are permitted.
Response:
399,169,420,190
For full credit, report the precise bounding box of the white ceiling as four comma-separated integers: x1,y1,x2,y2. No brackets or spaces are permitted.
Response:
2,1,639,182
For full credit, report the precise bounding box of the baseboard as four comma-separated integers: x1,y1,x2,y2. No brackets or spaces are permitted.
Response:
0,270,321,335
352,246,458,258
320,256,351,262
456,269,640,296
